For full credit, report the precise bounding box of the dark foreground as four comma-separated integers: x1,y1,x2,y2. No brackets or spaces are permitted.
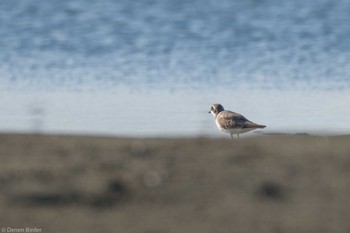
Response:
0,134,350,233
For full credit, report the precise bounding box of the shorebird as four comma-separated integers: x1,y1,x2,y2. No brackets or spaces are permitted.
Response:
209,103,266,139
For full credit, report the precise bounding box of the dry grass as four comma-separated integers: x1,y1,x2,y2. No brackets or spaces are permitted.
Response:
0,134,350,233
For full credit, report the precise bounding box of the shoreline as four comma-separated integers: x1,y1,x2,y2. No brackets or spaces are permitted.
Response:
0,130,349,139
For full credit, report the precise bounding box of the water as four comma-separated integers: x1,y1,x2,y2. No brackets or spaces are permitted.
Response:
1,0,350,137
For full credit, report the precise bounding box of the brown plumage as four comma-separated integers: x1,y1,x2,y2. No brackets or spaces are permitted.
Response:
209,103,266,139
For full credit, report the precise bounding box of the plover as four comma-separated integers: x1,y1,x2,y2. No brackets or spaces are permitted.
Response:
209,103,266,139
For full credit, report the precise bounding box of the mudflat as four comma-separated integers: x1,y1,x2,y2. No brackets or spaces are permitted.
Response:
0,134,349,233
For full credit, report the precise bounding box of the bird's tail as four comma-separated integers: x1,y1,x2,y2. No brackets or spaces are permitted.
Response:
245,122,266,128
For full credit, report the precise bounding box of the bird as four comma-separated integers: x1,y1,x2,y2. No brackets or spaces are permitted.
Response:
209,103,266,139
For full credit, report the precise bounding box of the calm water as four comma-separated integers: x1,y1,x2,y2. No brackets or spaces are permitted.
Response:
1,0,350,136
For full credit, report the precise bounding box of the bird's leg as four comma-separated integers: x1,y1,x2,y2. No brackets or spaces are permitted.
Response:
237,134,240,139
230,134,233,140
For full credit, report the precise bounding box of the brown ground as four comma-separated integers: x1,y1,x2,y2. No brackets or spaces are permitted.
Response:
0,134,350,233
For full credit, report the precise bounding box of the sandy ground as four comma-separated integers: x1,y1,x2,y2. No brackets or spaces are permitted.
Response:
0,133,350,233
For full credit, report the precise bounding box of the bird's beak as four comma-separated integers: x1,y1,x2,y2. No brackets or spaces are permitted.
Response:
208,111,211,114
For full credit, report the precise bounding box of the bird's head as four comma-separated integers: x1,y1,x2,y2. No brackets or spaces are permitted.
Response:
209,103,224,117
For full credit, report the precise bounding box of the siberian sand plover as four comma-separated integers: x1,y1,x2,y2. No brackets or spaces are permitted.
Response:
209,103,266,139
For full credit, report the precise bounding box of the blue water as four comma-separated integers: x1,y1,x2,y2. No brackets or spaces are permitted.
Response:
1,0,350,136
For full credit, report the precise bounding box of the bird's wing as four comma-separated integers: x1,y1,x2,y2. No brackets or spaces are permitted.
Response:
217,111,249,129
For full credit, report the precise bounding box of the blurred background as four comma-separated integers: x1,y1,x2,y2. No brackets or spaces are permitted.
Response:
1,2,350,232
0,0,350,137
